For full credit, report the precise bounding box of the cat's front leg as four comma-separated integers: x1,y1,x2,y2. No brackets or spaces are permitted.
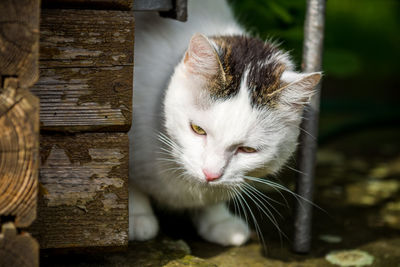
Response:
192,202,250,246
129,185,159,241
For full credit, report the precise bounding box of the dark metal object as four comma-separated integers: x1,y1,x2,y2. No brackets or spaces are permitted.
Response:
134,0,188,22
293,0,326,254
160,0,188,22
133,0,173,11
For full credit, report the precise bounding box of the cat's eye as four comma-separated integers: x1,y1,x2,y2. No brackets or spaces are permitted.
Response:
190,123,206,135
238,146,257,153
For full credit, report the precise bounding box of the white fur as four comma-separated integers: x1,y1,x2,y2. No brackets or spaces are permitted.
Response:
193,203,250,246
129,0,320,246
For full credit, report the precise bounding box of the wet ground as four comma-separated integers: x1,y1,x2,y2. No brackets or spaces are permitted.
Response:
41,127,400,267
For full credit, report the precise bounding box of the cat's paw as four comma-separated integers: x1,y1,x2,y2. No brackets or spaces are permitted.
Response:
199,216,250,246
130,213,159,241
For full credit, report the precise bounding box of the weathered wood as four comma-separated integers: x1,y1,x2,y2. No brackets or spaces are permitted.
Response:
0,0,40,88
0,222,39,267
0,78,39,228
0,1,40,264
29,133,129,248
39,10,134,68
32,66,132,132
31,9,134,132
42,0,133,11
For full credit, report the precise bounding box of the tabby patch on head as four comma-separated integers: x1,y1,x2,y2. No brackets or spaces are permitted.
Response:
183,34,295,107
211,36,287,106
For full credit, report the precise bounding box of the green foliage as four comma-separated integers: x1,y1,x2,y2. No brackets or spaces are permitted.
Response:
229,0,400,78
228,0,305,65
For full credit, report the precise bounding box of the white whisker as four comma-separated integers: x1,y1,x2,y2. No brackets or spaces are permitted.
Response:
243,176,325,213
234,186,267,250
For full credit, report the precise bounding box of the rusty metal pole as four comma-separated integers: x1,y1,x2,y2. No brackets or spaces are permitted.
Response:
293,0,326,254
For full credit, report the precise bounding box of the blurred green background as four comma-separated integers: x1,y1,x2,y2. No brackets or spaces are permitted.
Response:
229,0,400,143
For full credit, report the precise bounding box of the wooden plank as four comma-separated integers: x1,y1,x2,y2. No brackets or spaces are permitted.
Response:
39,10,134,68
31,9,134,132
0,0,40,88
0,222,39,267
32,66,132,132
0,78,39,228
42,0,133,11
29,133,129,248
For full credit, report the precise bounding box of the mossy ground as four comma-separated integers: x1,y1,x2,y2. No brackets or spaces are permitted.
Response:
41,127,400,267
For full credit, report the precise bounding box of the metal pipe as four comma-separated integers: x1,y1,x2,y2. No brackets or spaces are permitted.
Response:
293,0,326,254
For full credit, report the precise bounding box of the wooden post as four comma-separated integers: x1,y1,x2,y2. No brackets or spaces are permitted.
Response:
0,0,40,266
0,223,39,267
293,0,326,254
30,133,129,248
28,7,134,248
31,9,134,132
0,78,39,227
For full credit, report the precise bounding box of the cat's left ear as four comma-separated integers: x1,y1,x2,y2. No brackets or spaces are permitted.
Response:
278,71,322,107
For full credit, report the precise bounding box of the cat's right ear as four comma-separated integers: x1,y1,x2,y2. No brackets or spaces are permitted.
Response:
184,34,224,79
278,71,322,107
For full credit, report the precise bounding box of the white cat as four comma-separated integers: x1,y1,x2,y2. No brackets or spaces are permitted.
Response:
129,0,321,246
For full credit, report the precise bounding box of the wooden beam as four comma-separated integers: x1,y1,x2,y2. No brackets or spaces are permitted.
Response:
39,10,134,68
42,0,133,10
0,0,40,88
0,78,39,228
29,133,129,248
0,1,40,265
31,9,134,132
0,0,40,229
0,222,39,267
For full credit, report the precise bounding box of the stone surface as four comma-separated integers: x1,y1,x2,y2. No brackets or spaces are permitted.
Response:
325,250,374,267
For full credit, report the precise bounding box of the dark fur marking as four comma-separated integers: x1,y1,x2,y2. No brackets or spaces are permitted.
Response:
209,36,287,107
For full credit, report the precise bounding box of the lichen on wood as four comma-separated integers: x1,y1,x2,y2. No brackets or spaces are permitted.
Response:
32,66,132,132
32,9,134,132
29,133,129,248
40,147,124,207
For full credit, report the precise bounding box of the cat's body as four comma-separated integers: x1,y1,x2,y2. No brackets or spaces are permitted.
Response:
129,0,321,246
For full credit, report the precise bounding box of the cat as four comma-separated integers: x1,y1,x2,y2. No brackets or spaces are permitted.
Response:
129,0,321,246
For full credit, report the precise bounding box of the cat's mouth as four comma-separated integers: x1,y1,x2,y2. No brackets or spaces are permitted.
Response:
194,175,244,189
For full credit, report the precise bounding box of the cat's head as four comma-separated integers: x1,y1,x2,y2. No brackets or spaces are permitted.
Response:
163,34,321,186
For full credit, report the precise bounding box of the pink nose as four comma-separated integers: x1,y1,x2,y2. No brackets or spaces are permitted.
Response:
203,169,222,182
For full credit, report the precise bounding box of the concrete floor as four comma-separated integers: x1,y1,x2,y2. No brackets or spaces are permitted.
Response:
41,127,400,267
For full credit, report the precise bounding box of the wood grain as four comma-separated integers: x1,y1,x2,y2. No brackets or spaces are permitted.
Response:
42,0,133,11
0,78,39,228
0,222,39,267
0,0,40,88
31,9,134,132
29,133,129,248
